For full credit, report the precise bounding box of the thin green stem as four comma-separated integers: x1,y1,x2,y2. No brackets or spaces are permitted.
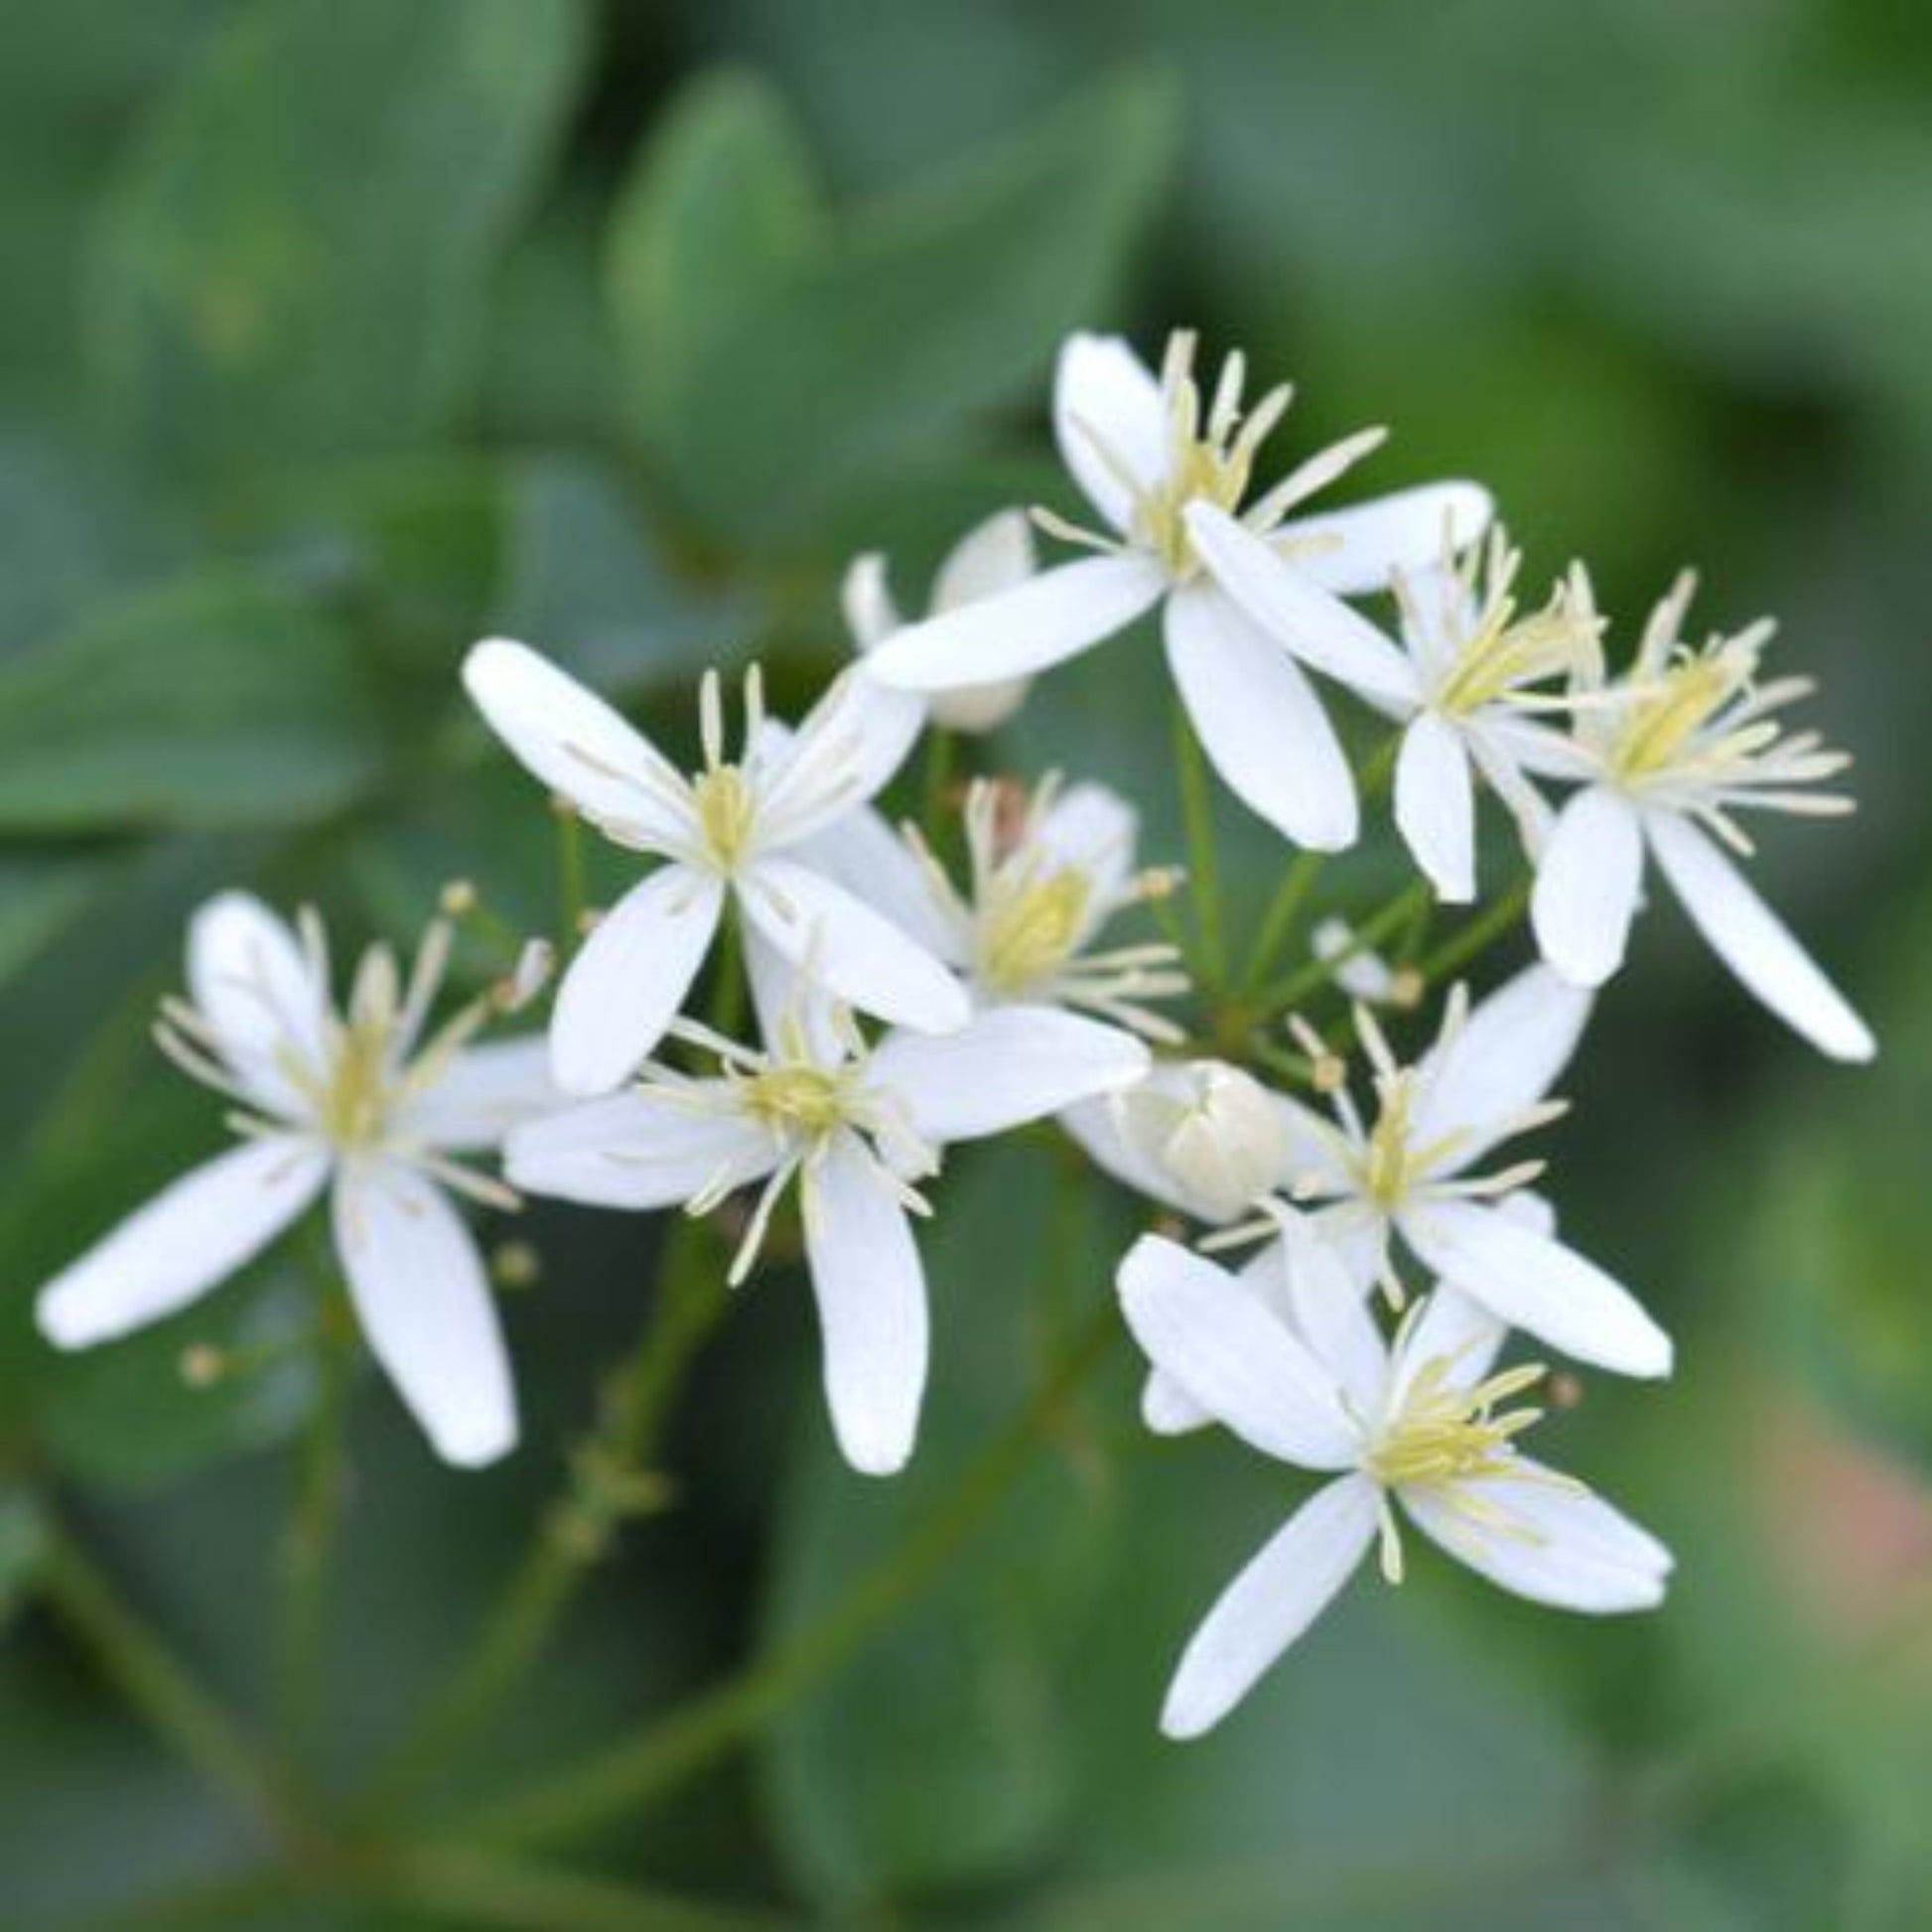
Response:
1172,700,1225,990
1252,879,1430,1015
372,1216,730,1803
37,1517,299,1848
455,1300,1120,1852
1240,851,1323,996
273,1298,352,1759
920,725,957,836
1413,878,1531,987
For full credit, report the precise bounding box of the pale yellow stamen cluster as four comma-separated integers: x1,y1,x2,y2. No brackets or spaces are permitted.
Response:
689,666,766,871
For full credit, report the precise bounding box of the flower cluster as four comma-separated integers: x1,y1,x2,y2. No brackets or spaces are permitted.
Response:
33,328,1873,1737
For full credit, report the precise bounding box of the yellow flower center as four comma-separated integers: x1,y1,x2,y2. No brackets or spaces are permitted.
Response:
1365,1356,1545,1489
1435,606,1591,718
739,1061,861,1139
314,1013,394,1150
691,764,758,872
979,868,1091,994
1606,639,1754,784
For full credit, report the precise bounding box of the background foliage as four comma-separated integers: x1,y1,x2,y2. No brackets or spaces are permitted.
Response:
0,1,1927,1926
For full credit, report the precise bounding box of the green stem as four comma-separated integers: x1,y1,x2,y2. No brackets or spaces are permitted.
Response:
1412,878,1531,987
554,804,586,950
274,1281,352,1759
1172,700,1225,991
372,1216,730,1803
1252,879,1431,1015
38,1517,298,1847
1240,850,1323,996
920,725,957,836
455,1301,1120,1852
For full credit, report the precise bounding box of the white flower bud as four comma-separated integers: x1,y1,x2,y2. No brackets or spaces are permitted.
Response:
1117,1061,1292,1222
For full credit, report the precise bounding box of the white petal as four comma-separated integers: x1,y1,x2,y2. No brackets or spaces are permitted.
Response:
874,1006,1149,1144
1185,502,1419,706
505,1090,775,1209
933,507,1037,610
551,866,723,1096
1053,333,1169,532
1060,1083,1216,1222
333,1163,515,1467
1116,1235,1356,1468
800,1133,928,1476
1165,583,1358,851
37,1138,328,1348
1395,712,1477,902
759,667,923,842
1143,1241,1303,1442
396,1038,558,1152
1034,780,1140,906
187,893,329,1112
865,556,1166,693
462,639,686,848
1402,1198,1672,1379
1284,482,1494,597
1412,962,1590,1167
1161,1475,1379,1738
1401,1458,1671,1612
737,857,969,1035
1646,812,1874,1063
1531,786,1644,988
785,802,959,964
1277,1220,1387,1417
1390,1287,1509,1408
842,553,899,649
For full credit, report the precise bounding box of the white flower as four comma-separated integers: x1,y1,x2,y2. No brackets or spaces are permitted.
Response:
801,773,1187,1040
463,641,970,1095
1279,965,1673,1378
505,1002,1149,1475
1119,1231,1672,1737
845,510,1036,733
866,330,1491,850
1523,574,1873,1062
1368,531,1602,902
35,895,553,1466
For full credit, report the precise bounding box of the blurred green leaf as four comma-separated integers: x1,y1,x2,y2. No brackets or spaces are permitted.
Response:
0,854,120,994
761,1141,1131,1908
0,573,380,832
618,69,1178,544
87,0,588,475
0,1488,48,1630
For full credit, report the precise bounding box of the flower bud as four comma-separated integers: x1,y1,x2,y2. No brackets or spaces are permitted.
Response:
1118,1061,1292,1221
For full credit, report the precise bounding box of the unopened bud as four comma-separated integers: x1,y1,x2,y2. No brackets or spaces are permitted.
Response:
1119,1061,1292,1222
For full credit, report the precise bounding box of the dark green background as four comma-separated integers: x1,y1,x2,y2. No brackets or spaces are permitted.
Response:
1,2,1927,1926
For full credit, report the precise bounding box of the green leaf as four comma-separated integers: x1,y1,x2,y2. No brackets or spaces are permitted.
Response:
0,573,381,832
617,69,1178,545
761,1141,1132,1908
0,1489,47,1631
0,854,120,995
87,0,588,475
608,71,828,440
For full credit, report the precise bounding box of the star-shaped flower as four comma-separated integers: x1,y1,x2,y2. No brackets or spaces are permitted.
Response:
1523,574,1873,1061
36,895,553,1465
505,1000,1148,1475
1120,1230,1671,1737
463,641,969,1094
867,330,1491,849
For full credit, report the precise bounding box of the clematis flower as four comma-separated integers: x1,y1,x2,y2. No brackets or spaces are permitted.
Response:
35,895,554,1466
801,773,1188,1041
1276,965,1673,1378
1523,574,1873,1062
844,509,1036,733
505,1002,1149,1475
1354,530,1603,902
463,641,969,1095
1119,1231,1671,1737
867,330,1491,849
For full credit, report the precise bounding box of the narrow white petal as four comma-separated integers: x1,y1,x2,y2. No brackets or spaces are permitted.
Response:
333,1163,515,1467
1143,1366,1210,1436
874,1006,1149,1144
1413,962,1590,1167
1395,712,1477,902
842,553,899,649
1284,482,1495,597
1401,1458,1671,1612
1646,812,1874,1063
1278,1222,1387,1417
37,1139,328,1348
551,866,723,1096
801,1133,929,1476
1403,1198,1672,1379
865,556,1165,693
1185,502,1419,705
1053,333,1169,532
1531,786,1645,988
738,857,969,1035
933,507,1037,609
397,1038,558,1153
188,893,329,1111
1165,583,1358,851
741,927,848,1061
1390,1288,1509,1407
1117,1235,1356,1468
506,1091,775,1209
785,802,960,963
760,667,923,841
1034,780,1141,906
1161,1475,1379,1738
462,639,686,847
